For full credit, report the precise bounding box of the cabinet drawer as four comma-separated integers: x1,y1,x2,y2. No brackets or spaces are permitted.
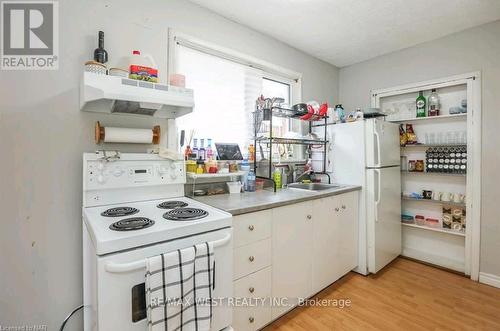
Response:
233,210,272,248
233,304,272,331
234,266,272,298
234,239,271,280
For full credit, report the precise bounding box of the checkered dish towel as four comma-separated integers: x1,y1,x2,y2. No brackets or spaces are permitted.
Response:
145,242,215,331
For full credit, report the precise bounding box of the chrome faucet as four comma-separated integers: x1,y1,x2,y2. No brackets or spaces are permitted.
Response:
294,169,315,183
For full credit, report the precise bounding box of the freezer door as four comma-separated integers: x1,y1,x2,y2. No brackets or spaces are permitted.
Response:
365,119,400,168
366,166,401,274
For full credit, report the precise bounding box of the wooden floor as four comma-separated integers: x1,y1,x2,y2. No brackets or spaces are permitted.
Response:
264,258,500,331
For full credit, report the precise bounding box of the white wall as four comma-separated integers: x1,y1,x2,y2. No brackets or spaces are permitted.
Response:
0,0,339,329
339,20,500,278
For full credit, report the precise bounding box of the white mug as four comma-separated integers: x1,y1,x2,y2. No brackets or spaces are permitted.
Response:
441,192,451,202
452,193,464,203
432,191,441,201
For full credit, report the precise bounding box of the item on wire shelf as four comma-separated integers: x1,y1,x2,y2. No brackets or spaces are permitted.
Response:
94,121,160,144
248,144,255,161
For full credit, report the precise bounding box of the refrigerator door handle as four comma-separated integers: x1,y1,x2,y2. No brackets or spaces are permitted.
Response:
373,130,381,168
374,169,381,222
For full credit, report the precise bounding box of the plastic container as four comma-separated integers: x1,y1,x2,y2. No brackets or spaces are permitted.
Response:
256,179,265,191
128,50,158,83
226,181,243,194
246,170,256,192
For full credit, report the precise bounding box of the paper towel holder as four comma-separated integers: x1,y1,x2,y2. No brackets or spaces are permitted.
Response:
95,121,161,144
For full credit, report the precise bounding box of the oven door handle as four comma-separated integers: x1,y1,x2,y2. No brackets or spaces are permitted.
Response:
104,233,232,274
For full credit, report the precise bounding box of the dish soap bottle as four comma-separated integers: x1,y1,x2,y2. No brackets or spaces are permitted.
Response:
199,138,206,160
416,91,426,117
427,89,440,117
273,167,282,190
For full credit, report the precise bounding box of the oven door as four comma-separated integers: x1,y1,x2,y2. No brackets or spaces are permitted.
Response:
94,228,233,331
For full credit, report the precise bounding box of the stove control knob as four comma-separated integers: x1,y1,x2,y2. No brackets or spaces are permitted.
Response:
97,162,105,171
170,173,177,180
170,163,177,170
97,174,106,184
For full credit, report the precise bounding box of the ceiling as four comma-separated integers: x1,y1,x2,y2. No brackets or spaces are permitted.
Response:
188,0,500,67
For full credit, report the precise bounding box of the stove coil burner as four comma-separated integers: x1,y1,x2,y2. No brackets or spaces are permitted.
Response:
109,217,155,231
163,208,208,221
101,207,139,217
157,201,188,209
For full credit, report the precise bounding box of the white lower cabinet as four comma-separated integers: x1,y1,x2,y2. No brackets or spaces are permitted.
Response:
312,192,359,294
271,201,313,319
232,191,359,329
232,267,272,331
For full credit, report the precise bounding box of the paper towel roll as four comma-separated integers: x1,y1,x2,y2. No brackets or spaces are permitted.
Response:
95,122,160,144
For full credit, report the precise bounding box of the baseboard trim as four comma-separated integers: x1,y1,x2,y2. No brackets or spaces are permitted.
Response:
479,272,500,289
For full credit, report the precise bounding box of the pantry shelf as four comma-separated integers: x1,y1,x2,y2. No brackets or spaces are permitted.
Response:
401,171,466,177
388,113,467,123
401,143,466,148
402,196,465,208
402,222,465,237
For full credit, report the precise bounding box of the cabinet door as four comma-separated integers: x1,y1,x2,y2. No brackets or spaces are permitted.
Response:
312,196,340,293
336,191,359,277
312,192,359,294
271,201,313,319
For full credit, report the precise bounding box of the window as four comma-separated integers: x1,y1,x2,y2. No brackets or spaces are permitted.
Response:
174,43,299,153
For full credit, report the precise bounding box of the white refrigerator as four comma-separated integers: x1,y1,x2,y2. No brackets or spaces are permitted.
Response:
329,118,401,274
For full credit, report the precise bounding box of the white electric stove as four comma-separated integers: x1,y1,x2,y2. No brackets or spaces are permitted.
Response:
82,152,233,331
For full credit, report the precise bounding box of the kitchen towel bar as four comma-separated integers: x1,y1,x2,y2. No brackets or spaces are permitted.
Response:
104,233,231,273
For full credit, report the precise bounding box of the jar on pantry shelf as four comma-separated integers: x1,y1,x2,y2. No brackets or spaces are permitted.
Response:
415,215,425,226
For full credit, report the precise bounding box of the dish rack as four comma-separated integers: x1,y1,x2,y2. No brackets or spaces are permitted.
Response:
252,105,330,186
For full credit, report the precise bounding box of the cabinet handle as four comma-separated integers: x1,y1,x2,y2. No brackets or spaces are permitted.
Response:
249,287,255,293
249,317,255,323
248,225,255,231
249,256,255,262
335,207,340,212
306,215,312,220
342,205,346,210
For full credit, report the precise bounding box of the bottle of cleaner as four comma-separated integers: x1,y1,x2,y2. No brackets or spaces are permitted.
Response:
199,138,206,160
192,138,199,160
128,50,158,83
206,139,214,159
273,167,282,190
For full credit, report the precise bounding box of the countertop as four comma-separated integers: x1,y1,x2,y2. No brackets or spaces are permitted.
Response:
193,185,361,216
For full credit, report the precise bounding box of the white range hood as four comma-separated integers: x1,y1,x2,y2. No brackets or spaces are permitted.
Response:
80,72,194,118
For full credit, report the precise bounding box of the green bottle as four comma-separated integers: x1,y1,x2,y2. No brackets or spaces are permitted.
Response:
416,91,426,117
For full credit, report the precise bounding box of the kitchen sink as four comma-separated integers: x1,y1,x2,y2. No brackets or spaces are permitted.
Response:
287,183,342,191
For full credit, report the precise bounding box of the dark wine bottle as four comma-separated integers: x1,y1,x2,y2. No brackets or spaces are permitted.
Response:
94,31,108,64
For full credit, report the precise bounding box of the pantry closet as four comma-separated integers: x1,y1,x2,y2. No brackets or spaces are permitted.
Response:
371,72,481,279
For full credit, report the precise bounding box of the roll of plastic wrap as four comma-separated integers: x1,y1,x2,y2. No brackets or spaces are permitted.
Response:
95,122,160,144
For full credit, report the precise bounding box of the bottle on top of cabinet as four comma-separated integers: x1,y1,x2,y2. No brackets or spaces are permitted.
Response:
416,91,426,118
428,89,440,116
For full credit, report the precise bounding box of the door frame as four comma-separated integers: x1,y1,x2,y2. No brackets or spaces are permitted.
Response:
370,72,482,281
